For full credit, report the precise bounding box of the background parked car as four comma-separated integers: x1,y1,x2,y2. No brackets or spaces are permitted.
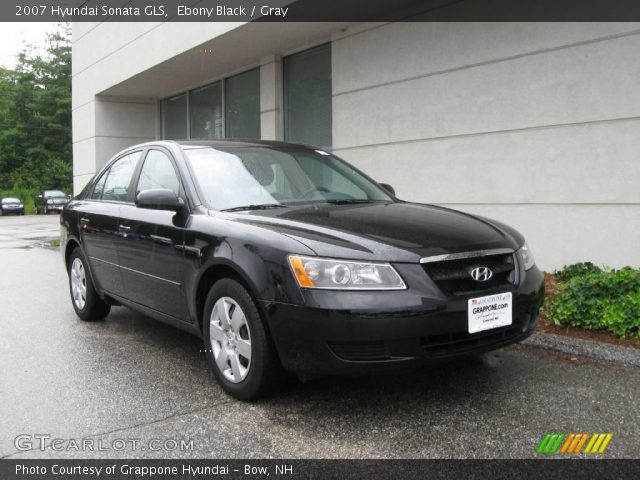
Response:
0,197,25,216
35,190,70,215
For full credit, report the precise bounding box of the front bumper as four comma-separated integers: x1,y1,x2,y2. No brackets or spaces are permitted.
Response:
0,208,24,215
262,265,545,376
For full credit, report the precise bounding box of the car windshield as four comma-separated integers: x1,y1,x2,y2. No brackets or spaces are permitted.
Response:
185,147,393,211
44,190,66,198
2,198,20,204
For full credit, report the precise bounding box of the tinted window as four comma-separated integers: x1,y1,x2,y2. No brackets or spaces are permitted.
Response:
284,44,332,148
225,68,260,139
102,152,142,202
137,150,181,196
190,82,223,140
91,172,108,200
162,94,188,140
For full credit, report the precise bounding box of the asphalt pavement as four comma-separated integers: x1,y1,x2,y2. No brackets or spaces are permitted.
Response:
0,214,60,249
0,216,638,458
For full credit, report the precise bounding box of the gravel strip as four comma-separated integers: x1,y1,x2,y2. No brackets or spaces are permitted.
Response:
523,332,640,368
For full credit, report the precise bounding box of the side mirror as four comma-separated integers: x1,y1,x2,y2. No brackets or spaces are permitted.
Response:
136,189,185,212
36,195,43,200
379,183,395,196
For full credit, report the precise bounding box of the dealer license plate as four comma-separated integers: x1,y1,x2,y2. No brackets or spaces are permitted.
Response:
468,292,512,334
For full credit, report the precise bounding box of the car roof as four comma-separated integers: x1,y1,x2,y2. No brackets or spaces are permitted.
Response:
132,139,320,151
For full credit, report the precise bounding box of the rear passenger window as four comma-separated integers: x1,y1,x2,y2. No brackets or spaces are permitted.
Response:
136,150,181,196
101,152,142,202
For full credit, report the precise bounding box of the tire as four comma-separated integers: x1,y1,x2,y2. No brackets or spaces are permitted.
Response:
68,248,110,321
203,278,283,400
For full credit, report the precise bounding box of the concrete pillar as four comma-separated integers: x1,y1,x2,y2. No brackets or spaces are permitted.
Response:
259,55,284,141
72,97,156,193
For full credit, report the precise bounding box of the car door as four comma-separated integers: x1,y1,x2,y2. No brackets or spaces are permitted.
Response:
117,148,189,321
78,151,142,296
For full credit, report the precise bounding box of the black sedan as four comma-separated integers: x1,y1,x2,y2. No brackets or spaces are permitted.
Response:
60,140,544,400
35,189,70,215
0,197,25,215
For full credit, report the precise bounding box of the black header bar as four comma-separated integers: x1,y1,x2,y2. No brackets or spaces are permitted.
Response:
4,0,640,22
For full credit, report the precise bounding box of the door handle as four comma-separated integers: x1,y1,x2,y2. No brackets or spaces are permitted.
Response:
119,225,131,231
80,217,90,224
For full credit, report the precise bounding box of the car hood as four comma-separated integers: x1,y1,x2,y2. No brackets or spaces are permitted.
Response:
226,202,522,262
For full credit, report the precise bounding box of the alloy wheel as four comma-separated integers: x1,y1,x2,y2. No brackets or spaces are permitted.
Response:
209,297,252,383
70,258,87,310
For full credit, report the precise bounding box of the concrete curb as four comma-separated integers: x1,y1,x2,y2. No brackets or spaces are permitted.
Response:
522,332,640,368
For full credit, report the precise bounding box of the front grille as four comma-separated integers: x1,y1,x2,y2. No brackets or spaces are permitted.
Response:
329,342,392,362
422,252,517,296
421,325,521,357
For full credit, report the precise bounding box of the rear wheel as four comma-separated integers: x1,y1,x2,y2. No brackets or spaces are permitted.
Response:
203,278,283,400
68,248,110,321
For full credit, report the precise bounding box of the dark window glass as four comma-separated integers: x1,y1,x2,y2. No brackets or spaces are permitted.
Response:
162,94,188,140
225,68,260,139
137,150,181,196
101,152,142,202
190,82,223,139
91,173,108,200
284,44,332,148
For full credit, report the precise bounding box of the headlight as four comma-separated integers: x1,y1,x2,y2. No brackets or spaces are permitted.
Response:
47,199,53,204
517,242,535,270
288,255,406,290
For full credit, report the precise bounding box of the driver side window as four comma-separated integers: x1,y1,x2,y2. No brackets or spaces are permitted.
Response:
136,150,181,196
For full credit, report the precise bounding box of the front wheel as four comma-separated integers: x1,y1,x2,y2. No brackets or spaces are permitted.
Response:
203,279,283,400
68,248,110,321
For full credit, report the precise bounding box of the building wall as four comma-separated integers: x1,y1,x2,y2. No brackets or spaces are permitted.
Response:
332,23,640,269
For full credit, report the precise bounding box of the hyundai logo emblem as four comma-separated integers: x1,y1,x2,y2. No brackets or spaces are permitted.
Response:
470,266,493,282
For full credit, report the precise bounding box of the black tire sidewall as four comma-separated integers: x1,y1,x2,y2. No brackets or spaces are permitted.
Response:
68,248,109,321
203,278,278,400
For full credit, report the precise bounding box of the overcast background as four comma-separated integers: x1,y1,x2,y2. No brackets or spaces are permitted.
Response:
0,22,56,67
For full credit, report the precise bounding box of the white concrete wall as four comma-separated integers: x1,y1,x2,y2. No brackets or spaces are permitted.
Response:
72,22,247,192
332,22,640,269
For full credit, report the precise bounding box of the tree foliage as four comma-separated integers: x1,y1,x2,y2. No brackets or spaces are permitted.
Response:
0,23,71,193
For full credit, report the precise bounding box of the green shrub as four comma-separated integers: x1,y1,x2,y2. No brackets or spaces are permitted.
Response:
547,267,640,338
553,262,602,281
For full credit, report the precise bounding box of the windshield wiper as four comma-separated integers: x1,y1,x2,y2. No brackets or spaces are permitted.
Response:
222,203,288,212
324,199,383,205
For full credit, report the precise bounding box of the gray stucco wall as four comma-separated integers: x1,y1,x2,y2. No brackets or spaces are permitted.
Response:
332,23,640,269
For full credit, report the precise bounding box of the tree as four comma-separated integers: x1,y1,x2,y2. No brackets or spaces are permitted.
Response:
0,23,72,192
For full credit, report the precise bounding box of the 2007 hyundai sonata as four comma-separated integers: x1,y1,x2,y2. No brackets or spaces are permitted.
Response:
61,140,544,399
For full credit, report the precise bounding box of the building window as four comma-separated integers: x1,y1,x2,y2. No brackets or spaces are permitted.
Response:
284,44,332,149
225,69,261,139
161,94,187,140
190,82,223,139
160,68,260,140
